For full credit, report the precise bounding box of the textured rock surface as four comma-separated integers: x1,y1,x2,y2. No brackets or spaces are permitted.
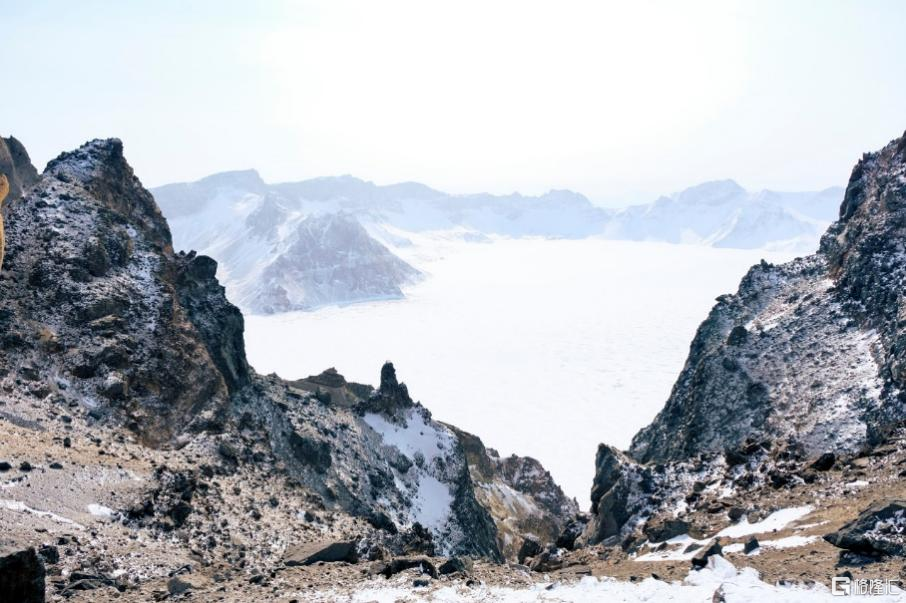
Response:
253,212,420,313
585,131,906,545
631,132,906,464
824,501,906,557
0,547,45,603
0,138,567,577
284,540,359,566
450,426,578,559
1,139,234,446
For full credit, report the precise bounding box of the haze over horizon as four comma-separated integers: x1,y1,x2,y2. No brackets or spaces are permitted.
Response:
4,0,906,205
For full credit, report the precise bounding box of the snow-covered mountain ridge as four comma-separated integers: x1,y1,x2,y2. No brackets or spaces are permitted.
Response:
604,179,842,251
153,174,421,314
153,172,841,314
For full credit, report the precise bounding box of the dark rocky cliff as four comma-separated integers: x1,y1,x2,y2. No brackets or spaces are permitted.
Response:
584,131,906,545
2,139,238,445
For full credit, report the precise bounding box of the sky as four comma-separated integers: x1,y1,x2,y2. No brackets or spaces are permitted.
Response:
3,0,905,205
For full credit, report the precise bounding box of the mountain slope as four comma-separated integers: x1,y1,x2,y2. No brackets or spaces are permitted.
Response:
604,179,842,251
581,131,906,550
155,173,841,319
251,212,420,313
0,138,573,594
153,173,420,315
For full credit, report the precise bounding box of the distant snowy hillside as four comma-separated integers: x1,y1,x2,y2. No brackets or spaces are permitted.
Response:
604,179,842,251
153,171,420,314
153,172,841,313
270,175,612,238
253,212,420,313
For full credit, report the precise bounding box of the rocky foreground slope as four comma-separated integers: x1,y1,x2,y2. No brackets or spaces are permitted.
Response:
3,132,905,602
580,131,906,575
0,138,575,601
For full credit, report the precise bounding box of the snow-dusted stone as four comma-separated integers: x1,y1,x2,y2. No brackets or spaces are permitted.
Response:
824,501,906,557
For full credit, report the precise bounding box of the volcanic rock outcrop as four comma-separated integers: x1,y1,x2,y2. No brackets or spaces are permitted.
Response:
584,131,906,546
0,137,572,599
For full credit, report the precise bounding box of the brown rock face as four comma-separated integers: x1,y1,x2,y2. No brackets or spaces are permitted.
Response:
448,425,579,560
0,135,39,200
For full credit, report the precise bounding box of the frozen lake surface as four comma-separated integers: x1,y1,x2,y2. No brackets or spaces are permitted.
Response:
245,237,797,502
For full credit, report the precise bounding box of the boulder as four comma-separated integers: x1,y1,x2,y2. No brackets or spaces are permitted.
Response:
438,556,473,575
288,431,333,474
529,546,564,573
0,547,45,603
556,515,588,550
517,535,543,564
399,522,435,556
824,501,906,557
727,507,746,522
691,540,723,569
644,518,690,543
372,556,438,579
584,444,634,544
167,576,192,596
726,325,748,346
810,453,836,471
36,545,59,565
284,539,359,566
743,537,759,554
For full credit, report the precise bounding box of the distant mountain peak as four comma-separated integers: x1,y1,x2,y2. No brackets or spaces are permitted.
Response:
197,168,266,190
155,170,842,260
673,179,745,204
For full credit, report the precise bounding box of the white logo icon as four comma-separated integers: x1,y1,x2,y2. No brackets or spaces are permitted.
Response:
831,576,851,596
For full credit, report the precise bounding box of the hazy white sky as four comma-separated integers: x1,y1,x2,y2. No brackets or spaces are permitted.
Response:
4,0,905,204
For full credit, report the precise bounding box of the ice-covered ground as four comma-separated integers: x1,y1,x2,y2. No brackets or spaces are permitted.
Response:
307,556,902,602
637,505,815,561
245,237,797,502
